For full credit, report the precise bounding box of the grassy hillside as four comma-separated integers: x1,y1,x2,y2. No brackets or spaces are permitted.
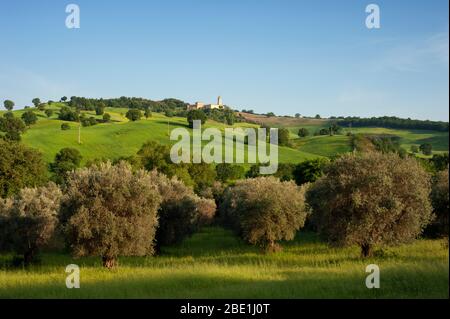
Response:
238,112,448,158
2,106,447,165
0,227,447,298
9,106,320,165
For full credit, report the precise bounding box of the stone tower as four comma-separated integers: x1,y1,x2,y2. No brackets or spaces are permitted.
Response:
217,96,223,106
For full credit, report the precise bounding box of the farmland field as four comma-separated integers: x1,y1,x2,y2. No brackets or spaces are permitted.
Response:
0,227,448,299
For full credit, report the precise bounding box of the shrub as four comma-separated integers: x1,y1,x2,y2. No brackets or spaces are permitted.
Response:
59,162,162,268
0,183,62,265
306,152,433,257
298,128,309,137
21,110,38,126
45,109,54,118
151,171,216,250
0,140,47,198
420,143,433,156
220,177,309,251
103,113,111,122
61,123,71,130
126,109,142,121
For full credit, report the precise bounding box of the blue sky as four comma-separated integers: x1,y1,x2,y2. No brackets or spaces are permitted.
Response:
0,0,448,120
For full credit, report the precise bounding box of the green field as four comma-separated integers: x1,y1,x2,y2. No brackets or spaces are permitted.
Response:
0,227,447,298
1,106,449,299
6,106,320,165
3,106,446,166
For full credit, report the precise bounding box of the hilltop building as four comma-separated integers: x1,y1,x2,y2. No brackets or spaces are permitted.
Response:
188,96,224,110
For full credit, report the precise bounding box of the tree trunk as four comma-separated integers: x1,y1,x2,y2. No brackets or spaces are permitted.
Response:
361,243,373,258
23,249,35,266
266,241,281,253
102,256,116,268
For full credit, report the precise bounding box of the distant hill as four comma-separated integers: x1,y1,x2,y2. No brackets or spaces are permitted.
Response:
2,105,448,165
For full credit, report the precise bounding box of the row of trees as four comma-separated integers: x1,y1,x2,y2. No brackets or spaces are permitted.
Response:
220,151,447,256
338,116,449,132
0,161,215,268
0,138,447,267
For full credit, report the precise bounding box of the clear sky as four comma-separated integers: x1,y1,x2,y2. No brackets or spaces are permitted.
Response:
0,0,448,121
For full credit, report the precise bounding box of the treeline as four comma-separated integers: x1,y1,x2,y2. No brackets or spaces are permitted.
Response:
68,96,188,113
338,116,449,132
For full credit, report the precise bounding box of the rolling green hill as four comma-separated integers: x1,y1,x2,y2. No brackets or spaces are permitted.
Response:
2,105,448,165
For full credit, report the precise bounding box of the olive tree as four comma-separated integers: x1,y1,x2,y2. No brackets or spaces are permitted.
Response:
220,177,309,252
306,152,433,257
59,162,162,268
150,170,216,250
0,183,62,265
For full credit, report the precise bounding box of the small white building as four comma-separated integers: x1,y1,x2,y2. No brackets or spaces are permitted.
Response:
188,96,223,110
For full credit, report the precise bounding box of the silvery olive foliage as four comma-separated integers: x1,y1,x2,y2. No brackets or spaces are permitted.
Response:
150,170,216,248
0,182,62,265
59,161,162,268
220,176,309,251
306,151,433,257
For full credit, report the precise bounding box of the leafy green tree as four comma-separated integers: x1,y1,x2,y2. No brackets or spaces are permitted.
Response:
306,152,433,257
58,106,79,122
95,103,105,115
0,183,62,266
136,141,195,188
429,169,449,237
103,113,111,122
45,109,54,118
3,100,14,111
0,115,27,141
220,177,309,252
420,143,433,156
144,108,152,119
430,153,449,171
125,109,142,121
278,128,290,146
293,158,329,185
61,96,67,102
0,140,47,198
297,128,309,137
295,113,301,118
215,163,245,183
49,148,83,184
315,114,321,119
187,109,207,128
410,145,419,154
59,162,162,268
32,98,41,108
21,110,38,126
187,162,217,193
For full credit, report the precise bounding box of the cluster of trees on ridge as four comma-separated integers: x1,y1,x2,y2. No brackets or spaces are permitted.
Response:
337,116,449,132
0,134,448,267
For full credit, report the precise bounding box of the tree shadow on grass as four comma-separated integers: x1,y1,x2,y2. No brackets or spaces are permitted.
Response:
1,267,447,299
